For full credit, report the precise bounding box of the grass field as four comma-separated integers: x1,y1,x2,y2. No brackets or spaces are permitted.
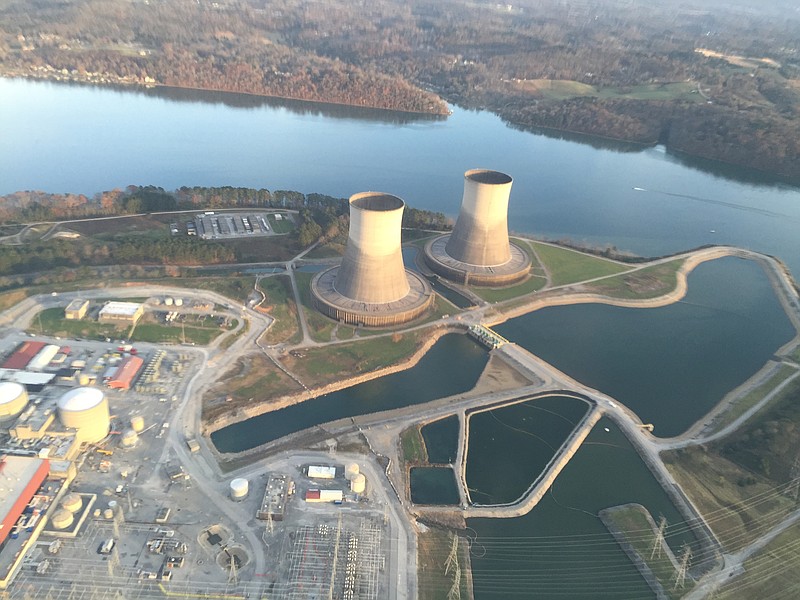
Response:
283,330,425,386
219,318,248,350
710,364,798,433
32,307,127,340
714,520,800,600
602,505,687,599
530,241,630,286
512,79,701,103
129,318,226,345
159,276,255,304
417,529,471,600
581,259,684,299
662,446,795,551
470,274,548,302
789,345,800,364
266,213,295,234
258,275,302,344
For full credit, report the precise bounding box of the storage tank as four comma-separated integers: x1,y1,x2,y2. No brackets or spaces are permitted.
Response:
350,473,366,494
103,508,114,519
120,429,139,448
230,478,249,501
51,509,74,530
164,297,174,306
175,298,184,307
345,463,360,481
0,381,28,421
57,387,110,444
61,493,83,513
78,374,91,386
130,415,145,432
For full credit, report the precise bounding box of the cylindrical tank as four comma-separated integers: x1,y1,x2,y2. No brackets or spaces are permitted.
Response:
61,493,83,513
103,508,114,519
350,473,366,494
130,415,145,432
345,463,360,481
0,381,28,421
120,429,138,448
93,508,101,518
165,297,174,306
230,478,249,501
51,509,74,530
445,169,514,267
334,192,410,303
175,298,184,307
78,374,90,386
57,387,110,444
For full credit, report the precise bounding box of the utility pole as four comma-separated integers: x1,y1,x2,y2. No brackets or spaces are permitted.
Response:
650,516,667,560
674,545,692,591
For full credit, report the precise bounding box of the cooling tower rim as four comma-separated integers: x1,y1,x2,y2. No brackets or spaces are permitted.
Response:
349,191,405,212
464,169,513,185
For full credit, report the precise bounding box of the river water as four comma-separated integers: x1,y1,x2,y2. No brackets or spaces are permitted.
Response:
3,77,800,273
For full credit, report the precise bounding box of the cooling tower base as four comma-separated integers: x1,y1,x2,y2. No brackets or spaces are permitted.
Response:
424,235,531,287
311,267,434,327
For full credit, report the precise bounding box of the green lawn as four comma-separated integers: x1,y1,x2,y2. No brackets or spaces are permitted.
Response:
401,426,427,464
129,320,225,345
514,79,701,103
266,213,295,234
471,275,548,302
32,307,127,340
530,241,630,286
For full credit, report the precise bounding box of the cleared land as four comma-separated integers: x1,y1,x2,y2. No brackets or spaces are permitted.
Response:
266,213,295,234
530,241,630,286
148,275,256,304
714,521,800,600
511,79,702,103
417,528,471,600
258,275,302,344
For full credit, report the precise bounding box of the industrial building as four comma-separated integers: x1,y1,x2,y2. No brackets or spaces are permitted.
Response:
311,192,433,327
26,344,59,372
424,169,531,286
2,342,47,370
56,387,110,444
0,456,50,546
98,301,144,326
107,355,144,390
64,299,89,320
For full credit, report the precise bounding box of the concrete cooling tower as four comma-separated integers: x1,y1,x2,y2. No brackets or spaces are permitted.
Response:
424,169,530,286
311,192,433,327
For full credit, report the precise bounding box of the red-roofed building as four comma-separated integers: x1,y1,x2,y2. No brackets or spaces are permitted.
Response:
0,456,49,546
107,355,144,390
2,342,46,370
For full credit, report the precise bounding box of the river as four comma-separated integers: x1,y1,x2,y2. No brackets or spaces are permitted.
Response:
3,78,800,273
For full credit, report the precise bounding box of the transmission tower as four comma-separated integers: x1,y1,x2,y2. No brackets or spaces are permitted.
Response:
673,545,692,591
650,516,667,559
444,533,459,576
447,565,462,600
228,550,238,585
788,452,800,502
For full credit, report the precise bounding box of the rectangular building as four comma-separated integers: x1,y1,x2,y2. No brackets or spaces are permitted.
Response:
0,456,49,546
307,465,336,479
2,342,46,370
27,344,59,371
64,299,89,320
304,489,343,503
257,474,288,521
108,355,144,390
98,301,144,325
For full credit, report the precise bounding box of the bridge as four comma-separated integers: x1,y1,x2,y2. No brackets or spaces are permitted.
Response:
467,324,509,349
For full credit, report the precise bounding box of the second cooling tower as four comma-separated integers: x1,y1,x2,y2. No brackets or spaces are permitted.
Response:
424,169,530,286
311,192,433,327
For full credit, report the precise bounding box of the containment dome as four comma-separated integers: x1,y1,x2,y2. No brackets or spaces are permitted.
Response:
57,387,110,444
0,381,28,420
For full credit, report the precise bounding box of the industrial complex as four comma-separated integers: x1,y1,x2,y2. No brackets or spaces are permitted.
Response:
424,169,531,286
311,192,434,327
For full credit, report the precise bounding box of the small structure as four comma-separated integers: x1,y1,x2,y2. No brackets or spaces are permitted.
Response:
98,301,144,326
350,473,366,494
130,415,145,432
120,429,139,448
50,510,74,531
304,489,343,503
257,474,288,521
60,493,82,513
107,355,144,390
64,299,89,320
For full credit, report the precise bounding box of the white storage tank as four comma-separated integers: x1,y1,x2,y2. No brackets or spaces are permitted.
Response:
0,381,28,421
130,415,145,432
230,478,249,501
165,297,174,306
350,473,366,494
61,493,83,513
345,463,360,481
51,509,74,530
174,298,184,307
57,387,110,444
120,429,139,448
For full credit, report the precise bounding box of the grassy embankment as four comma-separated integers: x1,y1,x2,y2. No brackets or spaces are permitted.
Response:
512,79,703,103
468,239,548,303
580,258,685,299
529,241,631,286
417,528,472,600
602,505,689,599
401,426,427,464
663,376,800,552
257,275,301,345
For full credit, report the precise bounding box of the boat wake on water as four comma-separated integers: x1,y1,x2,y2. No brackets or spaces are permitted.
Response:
632,187,798,221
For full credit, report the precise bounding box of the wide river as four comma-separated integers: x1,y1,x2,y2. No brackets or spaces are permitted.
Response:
2,78,800,273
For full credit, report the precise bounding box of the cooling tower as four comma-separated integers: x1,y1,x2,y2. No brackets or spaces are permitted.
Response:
424,169,530,286
311,192,433,327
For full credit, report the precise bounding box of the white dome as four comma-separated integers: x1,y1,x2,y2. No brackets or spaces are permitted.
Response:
230,478,249,499
58,387,104,412
0,382,25,404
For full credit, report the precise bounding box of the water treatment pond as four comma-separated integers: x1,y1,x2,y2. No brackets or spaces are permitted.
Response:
465,394,591,505
467,418,702,599
420,415,460,464
494,257,796,437
211,333,488,452
410,467,461,505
